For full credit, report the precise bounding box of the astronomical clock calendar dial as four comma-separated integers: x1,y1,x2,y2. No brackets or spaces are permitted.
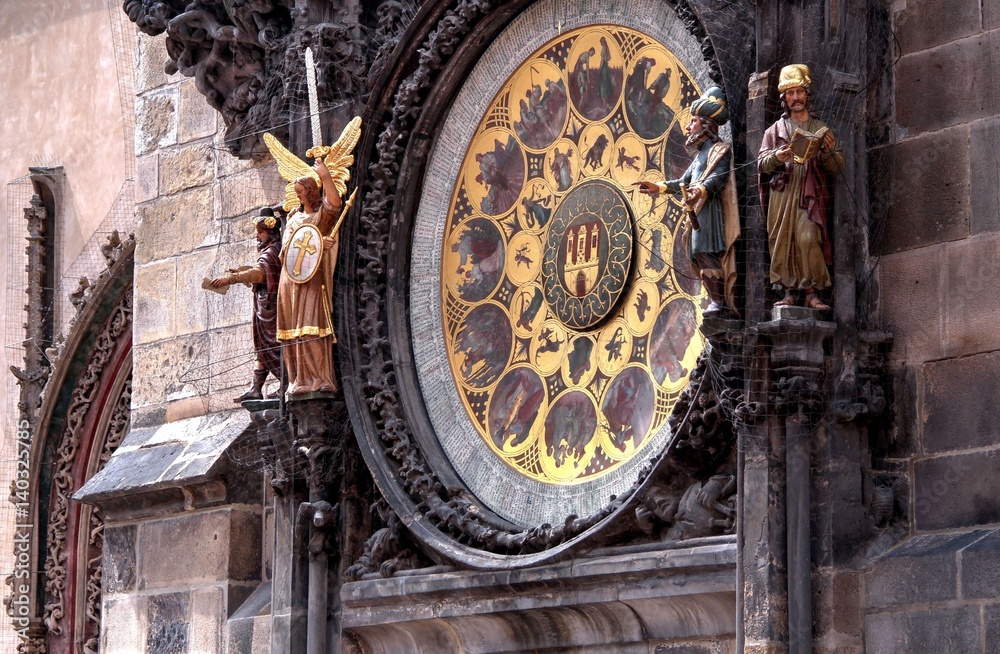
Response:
440,25,707,486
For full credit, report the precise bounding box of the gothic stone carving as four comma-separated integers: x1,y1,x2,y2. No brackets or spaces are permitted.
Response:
42,288,133,636
82,379,132,652
123,0,370,154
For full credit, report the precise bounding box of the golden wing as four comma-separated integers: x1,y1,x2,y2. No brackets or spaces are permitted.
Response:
263,132,318,212
307,116,362,198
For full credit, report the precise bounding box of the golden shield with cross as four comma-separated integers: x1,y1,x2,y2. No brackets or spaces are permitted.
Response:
284,223,324,284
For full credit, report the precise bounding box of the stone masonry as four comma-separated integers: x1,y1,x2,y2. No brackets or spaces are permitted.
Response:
866,1,1000,651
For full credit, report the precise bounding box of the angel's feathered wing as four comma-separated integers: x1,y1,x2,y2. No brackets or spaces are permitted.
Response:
263,132,317,212
307,116,362,198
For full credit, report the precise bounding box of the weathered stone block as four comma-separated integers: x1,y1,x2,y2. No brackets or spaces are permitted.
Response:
880,126,969,254
219,167,283,220
190,586,223,653
201,242,257,332
866,532,985,608
230,509,263,582
135,260,176,344
104,524,137,594
166,396,209,423
174,248,229,337
893,0,981,55
958,529,1000,598
865,606,980,654
812,569,863,641
138,511,233,589
203,323,257,413
132,335,210,410
877,246,945,363
147,591,190,654
160,142,215,196
914,449,1000,531
944,235,1000,357
136,33,171,94
986,604,1000,653
136,88,179,156
217,143,261,178
178,78,219,144
922,350,1000,452
136,186,217,265
102,594,147,653
970,117,1000,235
987,0,1000,30
137,153,159,204
896,35,1000,134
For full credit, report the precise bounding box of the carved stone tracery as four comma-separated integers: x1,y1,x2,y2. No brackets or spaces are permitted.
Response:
42,287,133,637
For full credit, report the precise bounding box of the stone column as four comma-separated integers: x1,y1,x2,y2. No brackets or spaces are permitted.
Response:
267,397,344,654
758,316,835,654
267,413,309,654
738,65,792,654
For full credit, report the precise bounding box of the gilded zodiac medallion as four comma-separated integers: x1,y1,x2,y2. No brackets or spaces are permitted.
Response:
440,25,707,485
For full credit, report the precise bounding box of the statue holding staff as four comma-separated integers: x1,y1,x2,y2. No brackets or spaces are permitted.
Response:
263,117,362,395
635,87,740,315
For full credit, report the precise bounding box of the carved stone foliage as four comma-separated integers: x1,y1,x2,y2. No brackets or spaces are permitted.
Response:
42,287,133,638
345,499,432,580
122,0,372,154
11,195,52,427
366,0,423,89
343,0,741,569
83,379,132,653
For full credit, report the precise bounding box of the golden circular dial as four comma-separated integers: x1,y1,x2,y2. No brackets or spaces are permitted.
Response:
441,25,707,485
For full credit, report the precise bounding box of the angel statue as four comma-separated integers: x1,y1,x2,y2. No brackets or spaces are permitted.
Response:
263,116,362,396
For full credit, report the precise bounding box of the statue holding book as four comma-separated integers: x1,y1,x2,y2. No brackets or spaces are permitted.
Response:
635,86,740,315
758,64,845,310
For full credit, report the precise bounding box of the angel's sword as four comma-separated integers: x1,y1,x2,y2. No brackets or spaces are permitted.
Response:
305,47,322,149
306,47,354,239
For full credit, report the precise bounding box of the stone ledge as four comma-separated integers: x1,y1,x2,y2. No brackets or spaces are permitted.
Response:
342,541,736,652
73,410,254,512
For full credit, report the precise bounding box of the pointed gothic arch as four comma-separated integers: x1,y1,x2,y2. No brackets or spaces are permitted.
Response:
8,237,134,653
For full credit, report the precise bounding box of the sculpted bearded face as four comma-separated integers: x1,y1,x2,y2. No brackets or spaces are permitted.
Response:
782,85,809,114
684,115,717,147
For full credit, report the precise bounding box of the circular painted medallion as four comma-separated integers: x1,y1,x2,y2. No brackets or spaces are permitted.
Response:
541,180,633,330
412,5,716,525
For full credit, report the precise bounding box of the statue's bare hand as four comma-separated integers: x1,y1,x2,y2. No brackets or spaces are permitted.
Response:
775,144,794,163
632,180,661,195
323,235,338,250
821,131,837,153
208,277,229,289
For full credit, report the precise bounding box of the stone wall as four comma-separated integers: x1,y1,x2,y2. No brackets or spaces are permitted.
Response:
100,506,264,654
867,0,1000,650
131,30,279,427
106,26,282,654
